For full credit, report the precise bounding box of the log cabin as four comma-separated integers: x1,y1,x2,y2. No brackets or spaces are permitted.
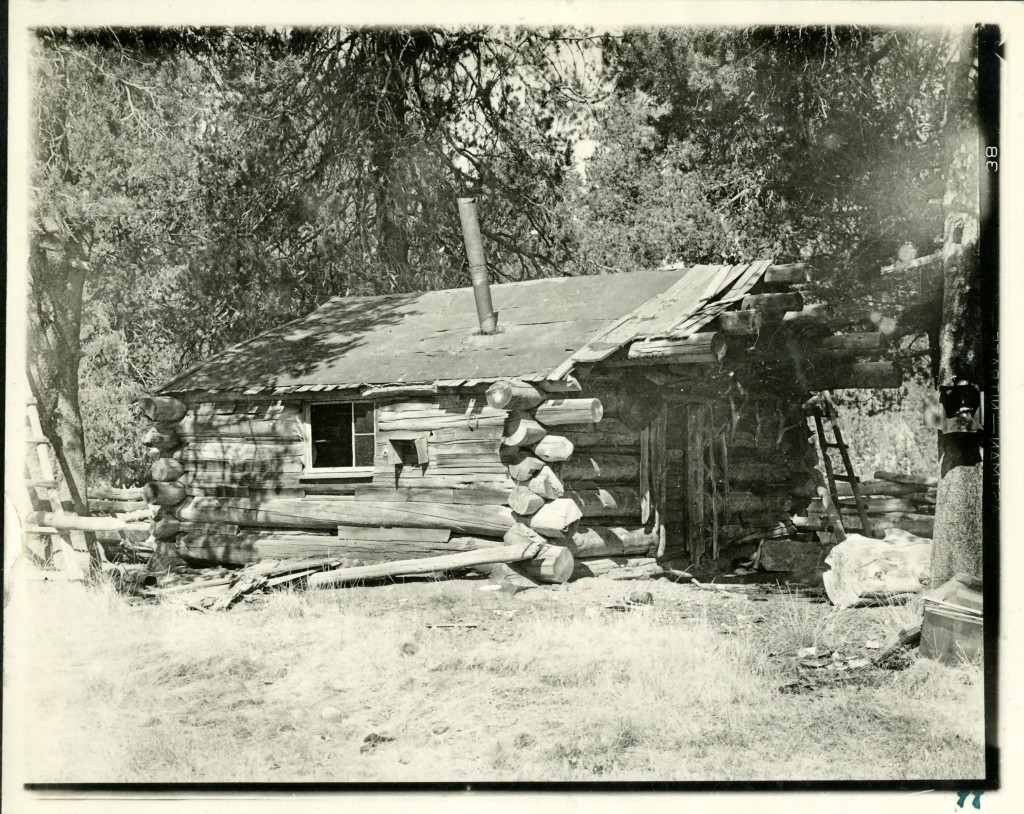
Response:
141,249,902,577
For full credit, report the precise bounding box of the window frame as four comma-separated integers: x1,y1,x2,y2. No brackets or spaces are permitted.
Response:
300,400,377,479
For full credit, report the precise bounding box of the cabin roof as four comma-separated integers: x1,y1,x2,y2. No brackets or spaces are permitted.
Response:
159,261,773,395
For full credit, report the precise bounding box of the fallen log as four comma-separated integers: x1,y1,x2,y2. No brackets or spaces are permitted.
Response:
533,435,575,462
503,415,547,447
139,395,188,423
307,541,544,589
485,379,546,411
534,398,604,426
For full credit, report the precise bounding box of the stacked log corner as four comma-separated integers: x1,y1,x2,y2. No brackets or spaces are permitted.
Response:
489,378,652,580
140,395,190,569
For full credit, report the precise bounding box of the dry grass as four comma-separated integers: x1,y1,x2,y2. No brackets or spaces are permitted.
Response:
5,571,985,784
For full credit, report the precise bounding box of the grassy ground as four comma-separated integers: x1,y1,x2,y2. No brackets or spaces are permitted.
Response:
6,570,984,784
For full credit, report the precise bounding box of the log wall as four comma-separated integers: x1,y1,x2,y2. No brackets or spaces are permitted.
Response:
160,394,525,566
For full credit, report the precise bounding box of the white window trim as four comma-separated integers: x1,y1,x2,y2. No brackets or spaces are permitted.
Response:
299,400,376,480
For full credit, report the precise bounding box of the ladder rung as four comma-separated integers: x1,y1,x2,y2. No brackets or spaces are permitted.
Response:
27,525,59,535
26,479,58,489
831,474,854,482
26,437,50,445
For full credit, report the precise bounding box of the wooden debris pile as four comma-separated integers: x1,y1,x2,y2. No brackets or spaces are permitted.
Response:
88,486,155,562
804,470,937,538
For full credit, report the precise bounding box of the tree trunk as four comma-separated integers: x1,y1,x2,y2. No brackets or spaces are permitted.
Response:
931,27,983,588
27,223,102,566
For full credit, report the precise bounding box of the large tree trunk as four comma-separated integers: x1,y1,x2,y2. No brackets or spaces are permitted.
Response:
27,225,102,567
28,231,91,517
931,27,983,588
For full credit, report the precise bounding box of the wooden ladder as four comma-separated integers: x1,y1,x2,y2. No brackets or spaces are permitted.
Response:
23,399,92,574
803,391,874,538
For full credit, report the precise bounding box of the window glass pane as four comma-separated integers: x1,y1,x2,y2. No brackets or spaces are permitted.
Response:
310,403,353,468
352,402,375,434
354,434,376,467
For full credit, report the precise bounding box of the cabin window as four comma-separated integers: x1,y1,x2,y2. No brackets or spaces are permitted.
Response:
304,401,376,475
